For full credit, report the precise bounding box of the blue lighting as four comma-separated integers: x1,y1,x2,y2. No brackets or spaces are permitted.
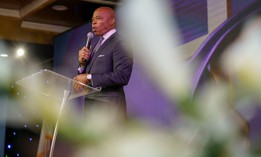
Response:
7,144,12,149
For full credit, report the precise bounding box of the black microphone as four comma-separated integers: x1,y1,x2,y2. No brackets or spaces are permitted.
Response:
86,32,94,49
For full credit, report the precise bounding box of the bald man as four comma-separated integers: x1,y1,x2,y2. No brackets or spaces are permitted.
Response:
74,7,133,117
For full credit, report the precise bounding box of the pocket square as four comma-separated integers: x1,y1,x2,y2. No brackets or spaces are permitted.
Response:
98,54,105,57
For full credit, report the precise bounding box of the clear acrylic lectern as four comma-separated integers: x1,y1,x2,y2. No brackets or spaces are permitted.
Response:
16,69,100,157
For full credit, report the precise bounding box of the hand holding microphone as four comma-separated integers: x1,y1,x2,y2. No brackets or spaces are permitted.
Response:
79,32,94,67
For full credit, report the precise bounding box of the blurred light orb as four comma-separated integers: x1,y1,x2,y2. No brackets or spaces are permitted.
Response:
16,48,25,57
7,144,12,149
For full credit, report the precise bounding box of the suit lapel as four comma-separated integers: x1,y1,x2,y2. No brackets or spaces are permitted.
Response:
86,33,116,72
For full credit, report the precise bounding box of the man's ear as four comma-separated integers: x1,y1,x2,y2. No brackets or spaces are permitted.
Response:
109,18,115,25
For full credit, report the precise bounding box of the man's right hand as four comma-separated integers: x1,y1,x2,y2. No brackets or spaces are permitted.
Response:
79,47,91,67
73,74,90,91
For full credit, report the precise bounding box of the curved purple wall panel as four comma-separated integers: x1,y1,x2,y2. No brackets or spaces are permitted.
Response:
189,0,261,150
231,0,257,16
170,0,208,44
189,1,261,96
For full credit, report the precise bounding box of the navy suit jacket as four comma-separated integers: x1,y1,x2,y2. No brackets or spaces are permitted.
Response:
84,32,133,110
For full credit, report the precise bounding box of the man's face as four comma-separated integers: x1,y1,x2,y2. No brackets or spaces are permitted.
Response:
92,9,111,36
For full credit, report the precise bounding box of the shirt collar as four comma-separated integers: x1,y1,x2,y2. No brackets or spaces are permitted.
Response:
101,29,116,43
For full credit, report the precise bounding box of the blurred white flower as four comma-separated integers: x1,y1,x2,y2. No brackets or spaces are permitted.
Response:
74,124,199,157
222,16,261,95
119,0,192,101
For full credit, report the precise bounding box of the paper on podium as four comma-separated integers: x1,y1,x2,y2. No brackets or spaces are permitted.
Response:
16,69,100,101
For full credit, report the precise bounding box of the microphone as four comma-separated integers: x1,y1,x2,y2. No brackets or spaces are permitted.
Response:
86,32,94,49
81,32,94,63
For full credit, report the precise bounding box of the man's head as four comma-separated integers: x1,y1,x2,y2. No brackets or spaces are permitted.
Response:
92,7,116,36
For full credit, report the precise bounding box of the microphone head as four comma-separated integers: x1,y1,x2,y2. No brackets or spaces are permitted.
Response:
87,32,94,39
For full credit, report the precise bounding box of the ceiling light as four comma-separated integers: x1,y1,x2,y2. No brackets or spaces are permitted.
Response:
16,48,25,57
52,5,68,11
0,54,8,57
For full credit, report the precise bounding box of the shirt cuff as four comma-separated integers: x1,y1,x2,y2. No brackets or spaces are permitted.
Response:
78,67,85,73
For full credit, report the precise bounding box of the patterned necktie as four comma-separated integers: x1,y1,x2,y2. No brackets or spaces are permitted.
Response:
93,37,103,53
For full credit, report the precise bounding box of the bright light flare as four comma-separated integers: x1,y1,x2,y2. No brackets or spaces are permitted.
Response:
16,48,25,57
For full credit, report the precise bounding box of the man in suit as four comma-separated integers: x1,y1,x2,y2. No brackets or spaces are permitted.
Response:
73,7,133,117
